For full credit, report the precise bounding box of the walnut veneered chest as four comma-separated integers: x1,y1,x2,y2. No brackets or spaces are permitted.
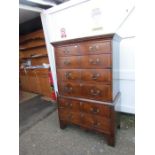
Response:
51,34,121,146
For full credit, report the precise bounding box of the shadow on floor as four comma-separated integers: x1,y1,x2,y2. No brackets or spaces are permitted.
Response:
19,96,57,135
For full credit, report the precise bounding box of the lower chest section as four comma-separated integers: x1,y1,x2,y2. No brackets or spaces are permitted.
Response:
58,97,114,134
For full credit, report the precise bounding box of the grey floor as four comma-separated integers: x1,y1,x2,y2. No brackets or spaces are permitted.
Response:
20,110,135,155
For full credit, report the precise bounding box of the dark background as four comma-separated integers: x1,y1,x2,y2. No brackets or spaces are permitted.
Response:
19,16,42,35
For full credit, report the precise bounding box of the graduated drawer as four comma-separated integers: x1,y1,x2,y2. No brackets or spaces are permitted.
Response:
56,54,112,69
58,82,112,101
56,56,81,69
57,69,112,84
81,83,112,102
55,44,81,57
55,40,111,57
82,113,111,134
58,97,112,118
58,109,81,125
58,82,81,97
58,108,111,134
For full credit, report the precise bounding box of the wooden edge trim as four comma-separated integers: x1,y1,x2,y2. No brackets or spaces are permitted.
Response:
57,92,121,107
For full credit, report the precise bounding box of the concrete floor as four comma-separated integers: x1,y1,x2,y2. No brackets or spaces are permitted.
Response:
20,110,135,155
20,91,38,103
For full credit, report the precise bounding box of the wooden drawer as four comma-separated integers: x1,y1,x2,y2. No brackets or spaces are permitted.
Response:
57,69,81,82
58,106,111,134
55,44,81,57
56,54,111,69
58,82,81,97
58,97,112,118
58,98,80,111
83,113,111,134
81,84,112,102
55,40,111,57
59,109,81,125
81,40,111,55
57,69,112,84
81,69,112,84
56,56,81,69
80,102,112,118
80,54,112,69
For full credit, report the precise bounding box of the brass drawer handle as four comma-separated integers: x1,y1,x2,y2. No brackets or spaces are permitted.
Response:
63,49,70,54
92,121,100,128
64,60,71,65
89,45,99,51
92,73,100,80
65,72,73,79
90,107,100,113
65,102,69,106
64,86,73,93
90,89,100,96
89,58,100,65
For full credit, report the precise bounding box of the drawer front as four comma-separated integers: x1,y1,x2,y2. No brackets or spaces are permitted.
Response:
81,40,111,55
80,101,111,118
80,54,112,69
58,98,80,111
58,97,112,118
57,69,81,82
81,69,112,84
55,44,81,57
56,56,80,69
59,109,81,124
83,113,111,134
81,84,112,101
58,82,81,97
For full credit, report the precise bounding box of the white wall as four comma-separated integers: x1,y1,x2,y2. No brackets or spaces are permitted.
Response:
116,8,135,114
41,0,135,114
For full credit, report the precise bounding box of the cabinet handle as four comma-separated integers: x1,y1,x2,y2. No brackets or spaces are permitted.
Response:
89,45,99,52
89,58,100,65
65,72,73,79
64,60,71,65
92,121,100,128
63,49,70,54
64,86,73,93
92,73,100,80
90,89,100,96
90,107,100,114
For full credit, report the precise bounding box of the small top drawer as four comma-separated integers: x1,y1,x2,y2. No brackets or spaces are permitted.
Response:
81,40,111,55
55,40,111,57
55,44,81,57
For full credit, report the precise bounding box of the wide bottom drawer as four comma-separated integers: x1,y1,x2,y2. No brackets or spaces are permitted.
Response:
58,108,112,134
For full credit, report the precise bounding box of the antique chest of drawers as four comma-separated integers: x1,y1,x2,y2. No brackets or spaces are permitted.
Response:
51,34,121,146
